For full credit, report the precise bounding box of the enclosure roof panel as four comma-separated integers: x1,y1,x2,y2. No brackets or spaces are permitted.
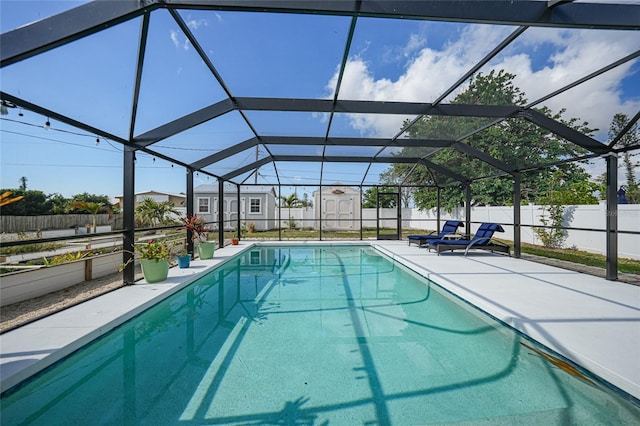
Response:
1,0,638,187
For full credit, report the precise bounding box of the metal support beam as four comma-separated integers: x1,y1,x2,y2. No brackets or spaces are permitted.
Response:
605,154,618,280
221,157,272,180
191,136,453,169
233,97,519,117
522,110,608,154
186,169,194,256
437,187,441,232
465,184,472,237
134,99,235,146
1,0,148,67
452,141,514,173
359,185,363,241
218,179,225,248
513,172,521,258
278,185,282,241
190,137,259,170
122,146,136,285
236,184,241,240
159,0,640,30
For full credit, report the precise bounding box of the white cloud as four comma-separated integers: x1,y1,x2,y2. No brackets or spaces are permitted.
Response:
169,30,180,48
328,25,639,146
495,29,640,140
169,29,192,51
186,18,208,30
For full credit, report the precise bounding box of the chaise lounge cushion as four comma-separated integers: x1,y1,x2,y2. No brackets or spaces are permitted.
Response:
427,223,509,255
407,220,464,247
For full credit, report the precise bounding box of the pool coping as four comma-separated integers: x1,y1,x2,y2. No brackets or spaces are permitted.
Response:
1,240,639,402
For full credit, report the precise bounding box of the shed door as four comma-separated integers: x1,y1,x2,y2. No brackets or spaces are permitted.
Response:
323,196,353,230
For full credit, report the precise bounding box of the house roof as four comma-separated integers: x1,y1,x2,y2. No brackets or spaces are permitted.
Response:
195,184,276,195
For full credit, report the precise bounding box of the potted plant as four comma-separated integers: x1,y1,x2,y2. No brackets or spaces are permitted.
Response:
136,239,172,283
231,227,240,245
184,215,215,260
177,247,191,268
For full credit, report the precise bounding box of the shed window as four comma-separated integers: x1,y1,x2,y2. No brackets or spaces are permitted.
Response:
197,197,210,214
249,198,261,214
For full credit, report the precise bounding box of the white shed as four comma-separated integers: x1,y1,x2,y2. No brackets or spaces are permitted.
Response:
313,184,361,230
194,184,277,231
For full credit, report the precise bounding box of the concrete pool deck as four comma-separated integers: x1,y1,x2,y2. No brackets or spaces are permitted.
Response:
1,241,639,401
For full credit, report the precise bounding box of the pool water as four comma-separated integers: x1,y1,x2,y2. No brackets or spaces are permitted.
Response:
1,245,638,424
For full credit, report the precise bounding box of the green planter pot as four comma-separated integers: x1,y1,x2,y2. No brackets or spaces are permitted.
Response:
197,241,215,260
141,259,170,283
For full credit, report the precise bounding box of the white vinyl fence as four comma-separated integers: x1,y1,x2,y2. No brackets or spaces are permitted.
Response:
398,203,639,260
282,203,639,260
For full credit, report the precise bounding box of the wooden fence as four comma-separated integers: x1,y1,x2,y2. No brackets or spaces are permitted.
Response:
0,214,123,233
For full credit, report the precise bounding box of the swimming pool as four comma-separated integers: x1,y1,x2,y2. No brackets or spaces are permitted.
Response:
1,245,639,424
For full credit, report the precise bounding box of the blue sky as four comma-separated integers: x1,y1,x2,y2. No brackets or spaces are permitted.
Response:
1,1,639,199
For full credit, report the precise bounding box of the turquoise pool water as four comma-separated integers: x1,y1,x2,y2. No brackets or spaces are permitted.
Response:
1,245,638,424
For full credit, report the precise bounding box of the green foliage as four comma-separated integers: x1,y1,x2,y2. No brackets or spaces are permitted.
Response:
0,241,64,255
68,201,111,233
48,193,69,214
0,190,116,216
136,239,174,260
43,250,90,266
183,214,209,242
135,198,180,227
362,186,398,208
532,170,598,248
0,189,52,215
69,192,114,209
383,70,597,212
609,113,639,203
279,193,303,229
521,243,640,275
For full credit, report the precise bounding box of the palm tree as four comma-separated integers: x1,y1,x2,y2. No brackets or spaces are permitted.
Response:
69,201,111,233
280,193,302,229
135,198,179,227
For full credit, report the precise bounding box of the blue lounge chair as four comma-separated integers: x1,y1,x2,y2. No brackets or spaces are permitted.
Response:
428,222,510,256
407,220,464,247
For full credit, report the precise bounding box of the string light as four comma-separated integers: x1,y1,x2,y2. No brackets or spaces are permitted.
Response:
152,157,156,163
95,137,100,146
44,117,50,130
18,109,24,117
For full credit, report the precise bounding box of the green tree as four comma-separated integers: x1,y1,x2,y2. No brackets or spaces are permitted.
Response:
68,201,111,233
533,169,598,248
135,198,179,227
362,186,398,208
386,70,595,211
70,192,114,210
609,113,639,203
279,193,302,229
48,193,69,214
0,189,52,215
